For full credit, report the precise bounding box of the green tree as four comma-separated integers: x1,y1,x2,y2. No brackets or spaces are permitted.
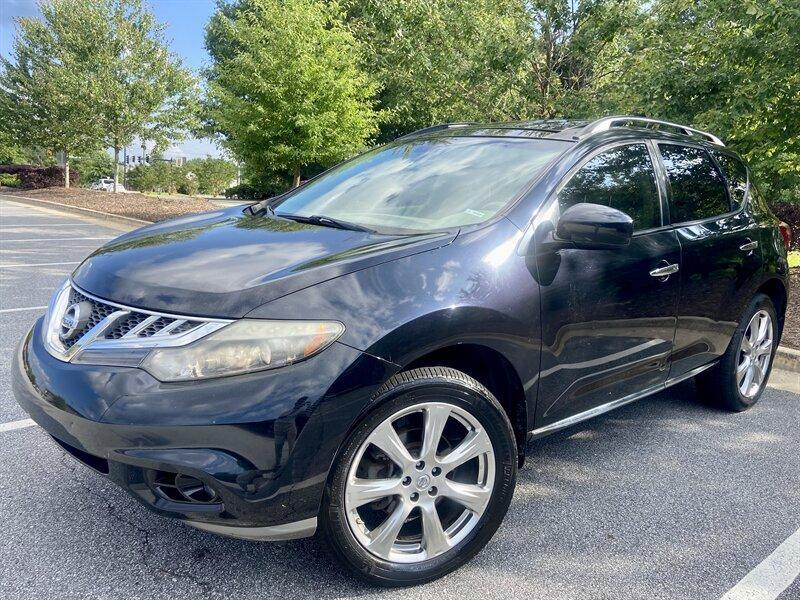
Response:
204,0,379,187
344,0,639,140
606,0,800,198
88,0,199,192
186,157,238,196
0,0,107,185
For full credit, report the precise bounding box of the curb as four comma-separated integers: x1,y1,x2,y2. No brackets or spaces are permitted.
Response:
775,346,800,373
0,193,153,229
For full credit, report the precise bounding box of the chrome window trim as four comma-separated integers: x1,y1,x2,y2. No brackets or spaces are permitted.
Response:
653,140,751,228
43,280,233,365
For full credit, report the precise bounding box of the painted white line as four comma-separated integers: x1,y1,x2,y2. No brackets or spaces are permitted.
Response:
0,419,36,433
0,306,46,314
1,237,112,242
0,261,80,268
721,527,800,600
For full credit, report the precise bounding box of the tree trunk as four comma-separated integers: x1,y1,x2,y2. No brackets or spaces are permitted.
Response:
292,167,301,189
113,145,120,193
64,157,70,189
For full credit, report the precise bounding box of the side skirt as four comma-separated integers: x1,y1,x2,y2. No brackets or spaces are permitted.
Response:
527,361,717,440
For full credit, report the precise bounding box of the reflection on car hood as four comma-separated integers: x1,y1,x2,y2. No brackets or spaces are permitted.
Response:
71,206,454,318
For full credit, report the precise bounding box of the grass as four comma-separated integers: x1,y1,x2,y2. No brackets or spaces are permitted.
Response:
789,251,800,268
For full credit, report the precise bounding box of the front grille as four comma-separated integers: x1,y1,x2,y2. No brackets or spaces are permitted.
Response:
58,284,205,348
43,282,231,365
62,288,117,349
105,313,149,339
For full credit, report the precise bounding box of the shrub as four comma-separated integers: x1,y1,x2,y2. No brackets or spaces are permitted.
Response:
0,173,20,187
0,164,78,188
178,173,199,196
186,158,237,196
127,161,182,194
224,173,289,200
770,202,800,250
73,151,115,185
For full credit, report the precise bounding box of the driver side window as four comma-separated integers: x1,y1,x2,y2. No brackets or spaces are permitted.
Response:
558,144,661,231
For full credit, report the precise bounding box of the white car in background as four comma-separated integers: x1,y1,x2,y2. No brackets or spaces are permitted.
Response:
90,178,126,192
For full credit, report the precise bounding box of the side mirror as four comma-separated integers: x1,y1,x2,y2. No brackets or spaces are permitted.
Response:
555,203,633,249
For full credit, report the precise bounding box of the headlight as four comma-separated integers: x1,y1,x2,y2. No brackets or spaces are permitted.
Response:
140,319,344,382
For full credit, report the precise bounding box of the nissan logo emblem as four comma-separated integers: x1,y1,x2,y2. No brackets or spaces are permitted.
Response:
59,301,93,341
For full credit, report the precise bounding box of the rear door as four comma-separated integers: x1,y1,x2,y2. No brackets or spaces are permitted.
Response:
533,142,681,428
655,143,763,379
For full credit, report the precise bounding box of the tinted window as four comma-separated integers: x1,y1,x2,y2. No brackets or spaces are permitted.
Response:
659,145,730,222
712,151,749,209
274,137,567,232
557,143,661,231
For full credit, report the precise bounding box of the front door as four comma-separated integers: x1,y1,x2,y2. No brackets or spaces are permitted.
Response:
532,141,680,429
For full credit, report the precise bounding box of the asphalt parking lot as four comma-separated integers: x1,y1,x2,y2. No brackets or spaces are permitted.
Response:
1,196,798,599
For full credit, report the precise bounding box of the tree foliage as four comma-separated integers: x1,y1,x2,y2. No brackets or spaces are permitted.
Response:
604,0,800,198
204,0,379,186
0,0,108,185
127,156,237,196
344,0,639,141
72,150,115,183
0,0,197,190
86,0,199,191
186,158,238,196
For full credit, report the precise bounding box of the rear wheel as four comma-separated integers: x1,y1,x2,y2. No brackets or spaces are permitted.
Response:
697,293,777,411
319,367,517,586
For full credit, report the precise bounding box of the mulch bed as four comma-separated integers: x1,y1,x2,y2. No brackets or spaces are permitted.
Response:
784,269,800,349
3,187,217,223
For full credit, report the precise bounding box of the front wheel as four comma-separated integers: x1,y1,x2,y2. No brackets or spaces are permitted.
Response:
697,293,778,411
318,367,517,586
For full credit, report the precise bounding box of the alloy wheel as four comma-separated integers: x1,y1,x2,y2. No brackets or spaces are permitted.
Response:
344,402,495,563
737,309,774,398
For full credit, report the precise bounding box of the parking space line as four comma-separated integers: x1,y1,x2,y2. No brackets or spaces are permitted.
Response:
0,261,80,268
0,419,36,433
1,237,113,242
0,306,46,314
721,527,800,600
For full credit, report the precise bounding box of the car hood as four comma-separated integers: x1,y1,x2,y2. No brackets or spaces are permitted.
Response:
72,206,455,318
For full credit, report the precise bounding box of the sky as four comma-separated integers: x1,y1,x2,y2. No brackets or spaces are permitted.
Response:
0,0,224,159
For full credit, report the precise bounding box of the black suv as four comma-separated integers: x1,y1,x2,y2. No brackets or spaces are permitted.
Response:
13,116,790,586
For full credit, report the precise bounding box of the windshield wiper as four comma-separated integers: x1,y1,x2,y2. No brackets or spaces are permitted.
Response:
276,213,376,233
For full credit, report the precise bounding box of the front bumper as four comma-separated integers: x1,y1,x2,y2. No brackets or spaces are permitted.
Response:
13,319,396,538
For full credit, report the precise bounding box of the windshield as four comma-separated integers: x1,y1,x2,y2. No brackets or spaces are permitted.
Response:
274,137,569,232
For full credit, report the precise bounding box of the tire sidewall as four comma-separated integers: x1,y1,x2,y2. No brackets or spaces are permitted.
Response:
320,373,517,586
723,293,778,409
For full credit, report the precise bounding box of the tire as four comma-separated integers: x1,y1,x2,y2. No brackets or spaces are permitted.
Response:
697,293,778,412
318,367,517,587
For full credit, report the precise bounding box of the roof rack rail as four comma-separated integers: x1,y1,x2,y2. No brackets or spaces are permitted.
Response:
581,116,724,146
395,122,477,141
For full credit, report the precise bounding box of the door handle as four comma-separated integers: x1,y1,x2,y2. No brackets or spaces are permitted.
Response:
649,263,679,278
739,239,758,253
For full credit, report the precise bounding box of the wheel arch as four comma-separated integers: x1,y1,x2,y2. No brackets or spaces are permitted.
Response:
403,343,529,466
757,277,788,340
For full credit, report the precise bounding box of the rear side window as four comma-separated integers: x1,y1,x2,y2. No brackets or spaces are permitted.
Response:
712,151,749,209
557,143,661,231
659,144,730,223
